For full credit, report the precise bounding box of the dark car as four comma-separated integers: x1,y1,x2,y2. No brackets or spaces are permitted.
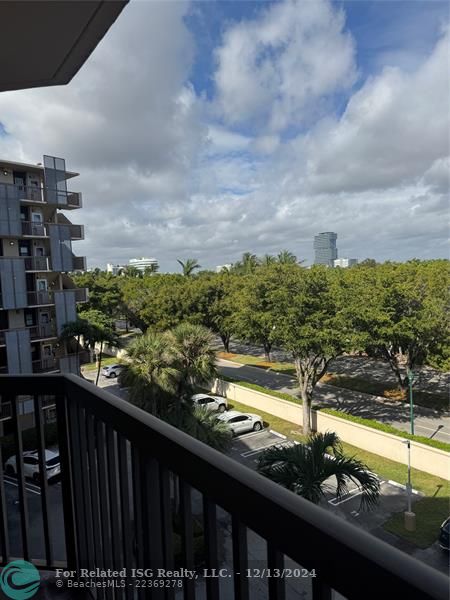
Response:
439,517,450,551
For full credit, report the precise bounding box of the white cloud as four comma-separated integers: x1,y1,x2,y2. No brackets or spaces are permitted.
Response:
0,0,447,271
213,0,357,134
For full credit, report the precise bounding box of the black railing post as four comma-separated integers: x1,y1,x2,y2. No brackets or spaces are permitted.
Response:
10,394,30,561
55,392,78,569
33,395,53,567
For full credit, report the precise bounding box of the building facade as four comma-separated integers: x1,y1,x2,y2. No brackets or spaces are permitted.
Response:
314,232,338,267
128,257,159,273
106,263,124,275
333,258,358,268
0,155,88,374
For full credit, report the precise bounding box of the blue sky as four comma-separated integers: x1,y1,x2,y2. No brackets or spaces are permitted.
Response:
0,0,448,270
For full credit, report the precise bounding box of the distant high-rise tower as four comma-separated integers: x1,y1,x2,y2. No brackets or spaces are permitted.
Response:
314,232,338,267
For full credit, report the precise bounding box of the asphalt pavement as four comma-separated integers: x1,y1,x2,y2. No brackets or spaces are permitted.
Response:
217,359,450,443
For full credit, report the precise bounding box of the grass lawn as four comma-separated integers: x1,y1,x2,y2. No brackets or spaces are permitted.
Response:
218,351,447,410
383,497,449,548
226,397,449,549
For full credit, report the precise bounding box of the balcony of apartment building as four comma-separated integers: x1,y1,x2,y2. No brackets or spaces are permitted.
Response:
20,219,84,241
0,181,82,210
0,375,446,600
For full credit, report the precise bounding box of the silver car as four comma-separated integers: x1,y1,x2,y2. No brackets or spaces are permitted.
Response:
5,449,60,482
191,393,228,413
101,364,124,378
216,410,263,435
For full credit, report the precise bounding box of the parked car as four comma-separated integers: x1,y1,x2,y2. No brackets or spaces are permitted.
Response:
5,450,60,482
216,410,263,435
102,364,125,378
191,393,228,413
439,517,450,551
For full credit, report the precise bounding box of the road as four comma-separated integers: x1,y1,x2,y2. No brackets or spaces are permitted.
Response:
217,359,450,443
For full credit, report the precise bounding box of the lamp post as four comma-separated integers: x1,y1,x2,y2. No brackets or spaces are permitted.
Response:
403,439,416,531
406,367,415,435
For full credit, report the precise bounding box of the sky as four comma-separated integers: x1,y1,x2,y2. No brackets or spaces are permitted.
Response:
0,0,448,271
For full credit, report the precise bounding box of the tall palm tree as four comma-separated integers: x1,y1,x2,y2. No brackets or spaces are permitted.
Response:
177,258,201,276
166,322,218,397
257,432,380,509
120,331,179,416
277,250,297,264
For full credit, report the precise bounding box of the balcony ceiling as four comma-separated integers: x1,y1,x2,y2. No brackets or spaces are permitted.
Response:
0,1,128,92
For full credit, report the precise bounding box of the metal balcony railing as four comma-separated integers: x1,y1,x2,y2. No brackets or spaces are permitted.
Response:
21,221,49,237
67,223,84,240
0,375,446,600
0,182,81,208
72,255,86,271
0,324,56,345
0,183,43,203
24,256,51,271
31,358,58,373
29,324,57,340
27,290,54,306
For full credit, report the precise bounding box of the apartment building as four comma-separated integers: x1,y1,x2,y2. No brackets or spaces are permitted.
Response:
0,155,88,374
314,231,338,267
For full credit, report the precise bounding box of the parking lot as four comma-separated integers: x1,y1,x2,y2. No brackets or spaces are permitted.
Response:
228,427,427,531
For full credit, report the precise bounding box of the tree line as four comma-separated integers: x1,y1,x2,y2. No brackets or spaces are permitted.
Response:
72,258,449,435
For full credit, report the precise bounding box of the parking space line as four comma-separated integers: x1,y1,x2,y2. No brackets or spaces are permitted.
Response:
4,476,41,495
241,441,289,458
270,430,287,439
328,486,364,506
234,430,268,441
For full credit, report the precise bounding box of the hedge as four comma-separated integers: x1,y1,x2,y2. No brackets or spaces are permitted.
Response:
219,376,450,453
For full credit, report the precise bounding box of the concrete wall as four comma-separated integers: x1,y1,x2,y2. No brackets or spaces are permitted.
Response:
210,379,450,480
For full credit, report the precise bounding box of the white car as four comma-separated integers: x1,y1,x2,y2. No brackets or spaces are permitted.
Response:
216,410,263,435
5,450,60,482
102,364,125,378
191,393,228,413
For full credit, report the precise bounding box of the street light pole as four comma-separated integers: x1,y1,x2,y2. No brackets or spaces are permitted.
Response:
407,367,415,435
405,440,412,513
403,439,416,531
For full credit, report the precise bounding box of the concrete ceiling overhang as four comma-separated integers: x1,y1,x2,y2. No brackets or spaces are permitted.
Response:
0,0,128,92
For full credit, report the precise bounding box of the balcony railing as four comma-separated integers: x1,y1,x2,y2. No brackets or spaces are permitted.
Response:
24,256,51,271
31,358,58,373
72,255,86,271
0,182,81,208
0,375,446,600
21,221,49,237
0,183,43,203
0,324,56,345
27,290,54,306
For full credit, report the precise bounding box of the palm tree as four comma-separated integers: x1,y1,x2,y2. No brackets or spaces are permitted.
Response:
261,254,277,267
181,406,232,452
257,432,380,509
277,250,297,264
119,331,179,416
177,258,201,276
166,322,218,397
